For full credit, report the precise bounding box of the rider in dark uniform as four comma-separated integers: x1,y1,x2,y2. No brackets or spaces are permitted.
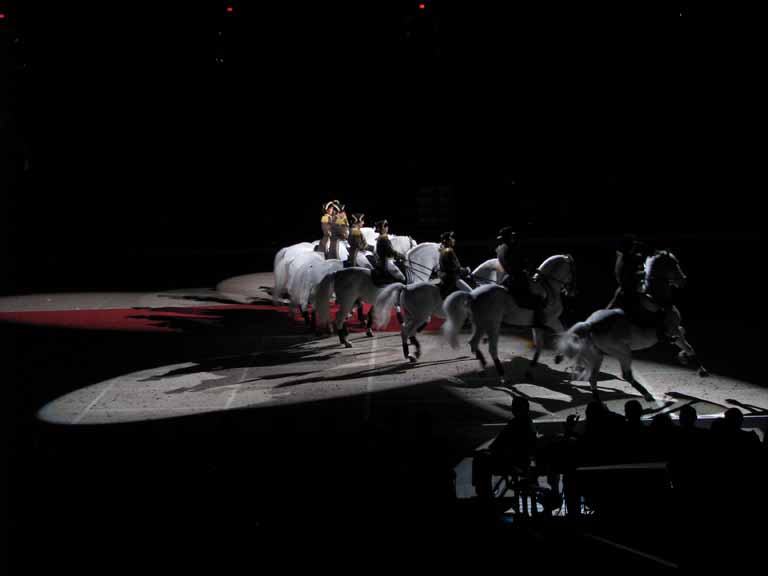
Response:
610,236,671,342
328,201,349,260
374,219,406,283
438,231,472,299
608,235,650,311
346,213,368,268
496,226,546,327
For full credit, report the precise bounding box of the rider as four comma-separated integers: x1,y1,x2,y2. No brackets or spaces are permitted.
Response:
317,201,338,256
496,226,546,328
608,235,650,311
346,212,368,268
438,231,472,298
374,219,406,283
328,201,349,260
642,253,679,344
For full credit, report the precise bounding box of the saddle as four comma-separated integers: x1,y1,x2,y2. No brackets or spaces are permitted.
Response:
371,267,399,287
365,253,379,268
505,275,546,310
439,280,457,301
623,293,673,340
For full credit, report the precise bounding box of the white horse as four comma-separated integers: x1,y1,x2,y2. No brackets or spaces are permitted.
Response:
373,279,472,362
442,254,576,384
555,250,708,401
315,267,409,347
471,258,506,285
273,242,316,305
404,242,441,283
273,233,381,305
284,251,344,325
389,234,418,256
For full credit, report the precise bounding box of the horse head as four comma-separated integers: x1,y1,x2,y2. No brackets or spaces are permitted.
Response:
535,254,576,296
644,250,686,290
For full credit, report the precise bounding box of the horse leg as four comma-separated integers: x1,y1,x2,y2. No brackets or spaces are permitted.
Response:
400,319,412,361
469,329,487,371
337,321,352,348
357,300,366,327
526,327,543,380
395,305,404,325
365,306,374,337
615,345,654,401
302,310,311,327
409,336,421,360
589,352,604,400
335,300,353,348
488,328,506,385
673,325,709,377
311,309,321,336
408,315,428,360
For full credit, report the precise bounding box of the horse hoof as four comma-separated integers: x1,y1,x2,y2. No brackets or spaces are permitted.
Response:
554,354,564,365
344,342,353,349
408,355,418,363
698,367,710,377
365,329,374,338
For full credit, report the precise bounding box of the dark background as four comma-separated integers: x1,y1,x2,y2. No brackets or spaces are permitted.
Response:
3,3,764,290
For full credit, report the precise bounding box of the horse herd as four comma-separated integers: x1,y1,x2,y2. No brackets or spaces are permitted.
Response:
271,230,708,401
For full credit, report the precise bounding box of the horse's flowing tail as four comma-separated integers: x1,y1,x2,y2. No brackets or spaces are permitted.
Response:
374,283,405,328
272,247,289,305
556,321,599,380
442,291,472,349
314,272,336,327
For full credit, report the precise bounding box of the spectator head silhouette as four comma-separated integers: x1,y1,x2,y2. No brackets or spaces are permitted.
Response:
724,407,744,431
679,404,698,429
624,399,643,424
511,396,530,420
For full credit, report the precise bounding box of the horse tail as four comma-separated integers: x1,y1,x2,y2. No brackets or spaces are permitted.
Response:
555,321,600,380
272,247,289,305
556,321,592,357
374,283,405,328
314,271,336,327
442,290,472,349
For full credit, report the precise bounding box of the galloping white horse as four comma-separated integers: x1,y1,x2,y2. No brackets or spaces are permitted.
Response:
373,279,470,362
555,250,707,401
311,239,433,345
314,268,390,346
442,254,576,384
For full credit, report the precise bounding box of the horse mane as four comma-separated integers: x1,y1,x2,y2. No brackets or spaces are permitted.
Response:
537,254,570,272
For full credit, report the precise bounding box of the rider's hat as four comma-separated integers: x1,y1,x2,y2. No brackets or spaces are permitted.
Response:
497,226,517,243
332,199,345,211
350,213,365,226
324,201,339,212
440,231,455,245
374,219,388,234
